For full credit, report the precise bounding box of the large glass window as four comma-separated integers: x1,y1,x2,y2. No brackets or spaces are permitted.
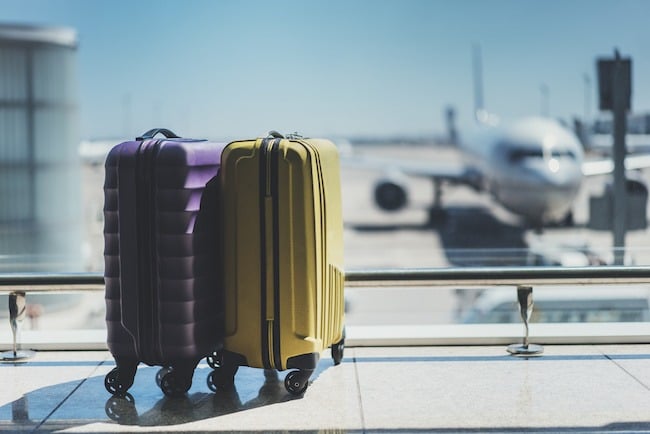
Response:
0,2,649,335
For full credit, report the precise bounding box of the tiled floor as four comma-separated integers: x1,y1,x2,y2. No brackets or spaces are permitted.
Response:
3,345,650,433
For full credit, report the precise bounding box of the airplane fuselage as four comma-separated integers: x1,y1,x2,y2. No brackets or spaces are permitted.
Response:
460,117,584,225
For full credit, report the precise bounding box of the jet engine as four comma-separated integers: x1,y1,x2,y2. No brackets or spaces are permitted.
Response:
373,175,408,211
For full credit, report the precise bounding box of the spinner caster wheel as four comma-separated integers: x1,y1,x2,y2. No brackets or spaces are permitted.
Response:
160,371,191,398
206,351,221,369
332,331,345,366
284,370,309,396
206,364,238,392
104,367,134,396
155,366,172,388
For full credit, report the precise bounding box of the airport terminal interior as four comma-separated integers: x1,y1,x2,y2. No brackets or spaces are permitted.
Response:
4,4,650,432
5,141,650,432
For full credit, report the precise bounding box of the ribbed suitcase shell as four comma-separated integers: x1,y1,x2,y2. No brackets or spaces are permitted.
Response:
103,137,225,396
217,135,345,393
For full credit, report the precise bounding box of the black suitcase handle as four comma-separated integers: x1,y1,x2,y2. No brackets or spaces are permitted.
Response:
267,131,306,140
267,130,284,139
136,128,180,141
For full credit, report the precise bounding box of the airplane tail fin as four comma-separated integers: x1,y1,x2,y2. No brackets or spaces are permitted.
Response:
473,43,499,126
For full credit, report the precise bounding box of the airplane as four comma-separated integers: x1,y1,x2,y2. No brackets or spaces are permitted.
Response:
346,115,585,227
345,49,650,229
347,110,650,229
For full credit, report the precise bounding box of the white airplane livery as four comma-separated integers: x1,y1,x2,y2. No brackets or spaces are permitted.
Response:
347,114,650,228
458,115,584,225
347,115,583,227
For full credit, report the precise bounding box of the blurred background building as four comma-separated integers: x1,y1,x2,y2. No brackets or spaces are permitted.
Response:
0,24,82,272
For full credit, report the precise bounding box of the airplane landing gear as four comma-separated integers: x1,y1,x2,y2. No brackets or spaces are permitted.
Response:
427,179,447,227
428,206,447,227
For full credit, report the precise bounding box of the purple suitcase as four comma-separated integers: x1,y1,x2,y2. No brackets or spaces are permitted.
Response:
103,129,225,397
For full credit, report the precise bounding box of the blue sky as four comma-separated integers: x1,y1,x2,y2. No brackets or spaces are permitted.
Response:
2,0,650,140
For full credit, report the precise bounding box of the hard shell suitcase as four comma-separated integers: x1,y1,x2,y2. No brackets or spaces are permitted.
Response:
210,132,345,395
103,128,226,397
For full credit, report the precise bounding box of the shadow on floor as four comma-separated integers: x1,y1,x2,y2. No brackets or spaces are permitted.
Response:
0,358,337,430
436,206,528,266
104,369,294,426
347,206,529,267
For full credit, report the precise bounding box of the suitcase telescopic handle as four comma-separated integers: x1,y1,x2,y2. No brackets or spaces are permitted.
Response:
136,128,180,141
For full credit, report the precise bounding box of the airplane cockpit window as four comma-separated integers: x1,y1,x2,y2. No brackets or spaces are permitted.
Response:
507,147,576,164
549,149,577,159
507,148,544,163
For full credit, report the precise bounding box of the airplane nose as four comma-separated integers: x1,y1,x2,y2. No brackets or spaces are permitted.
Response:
533,173,582,220
533,159,582,189
496,161,582,223
535,172,582,208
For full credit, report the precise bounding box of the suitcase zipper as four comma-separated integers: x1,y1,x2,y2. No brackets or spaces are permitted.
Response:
135,139,162,363
270,139,282,370
259,137,282,370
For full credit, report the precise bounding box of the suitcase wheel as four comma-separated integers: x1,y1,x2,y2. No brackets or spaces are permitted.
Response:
284,370,310,396
104,366,136,396
159,369,192,397
206,351,221,370
155,367,172,388
206,364,238,392
331,332,346,366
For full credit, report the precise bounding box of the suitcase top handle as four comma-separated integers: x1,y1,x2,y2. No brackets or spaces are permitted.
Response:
267,130,284,139
136,128,180,141
267,130,305,140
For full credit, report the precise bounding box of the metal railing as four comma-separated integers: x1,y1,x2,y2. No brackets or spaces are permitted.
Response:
3,266,650,292
0,266,650,292
3,266,650,352
0,272,104,291
345,266,650,286
345,266,650,287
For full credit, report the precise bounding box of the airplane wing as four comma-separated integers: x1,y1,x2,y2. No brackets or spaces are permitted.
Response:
342,154,479,185
582,153,650,176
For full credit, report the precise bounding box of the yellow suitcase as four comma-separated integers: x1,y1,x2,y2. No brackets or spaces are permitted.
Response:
209,132,345,395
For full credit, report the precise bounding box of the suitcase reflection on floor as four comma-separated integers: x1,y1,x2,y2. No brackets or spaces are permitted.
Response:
104,364,337,426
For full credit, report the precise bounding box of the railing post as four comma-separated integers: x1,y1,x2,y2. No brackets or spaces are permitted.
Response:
507,285,543,356
1,291,35,361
